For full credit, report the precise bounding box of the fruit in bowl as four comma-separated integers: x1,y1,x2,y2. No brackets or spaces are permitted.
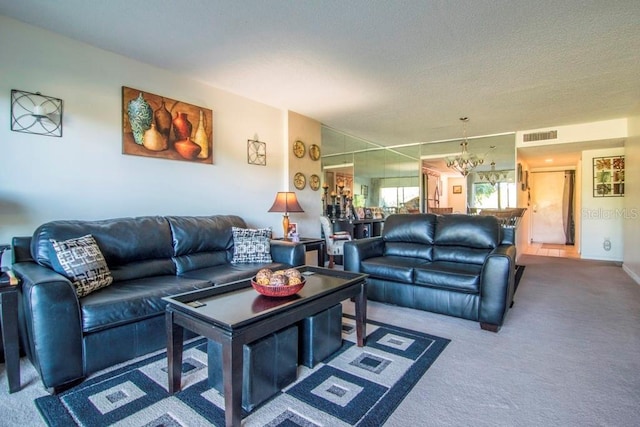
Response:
251,268,305,297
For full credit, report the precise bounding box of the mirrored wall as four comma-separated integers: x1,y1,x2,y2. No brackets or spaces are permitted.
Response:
321,127,420,215
321,126,516,215
419,133,517,212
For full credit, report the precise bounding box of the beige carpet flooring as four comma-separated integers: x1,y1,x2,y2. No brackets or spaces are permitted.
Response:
1,254,639,426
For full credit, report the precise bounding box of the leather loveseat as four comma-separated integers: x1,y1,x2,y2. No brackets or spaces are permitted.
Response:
11,215,304,392
343,213,516,332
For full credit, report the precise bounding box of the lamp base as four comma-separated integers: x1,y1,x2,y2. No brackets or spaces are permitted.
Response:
282,214,290,240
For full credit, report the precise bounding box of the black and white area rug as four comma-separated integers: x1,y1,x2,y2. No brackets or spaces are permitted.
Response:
36,317,450,426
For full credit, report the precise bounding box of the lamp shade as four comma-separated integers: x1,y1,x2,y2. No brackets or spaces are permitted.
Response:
268,192,304,240
268,192,304,214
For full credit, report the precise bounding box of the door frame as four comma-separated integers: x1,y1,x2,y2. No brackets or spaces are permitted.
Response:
526,166,581,252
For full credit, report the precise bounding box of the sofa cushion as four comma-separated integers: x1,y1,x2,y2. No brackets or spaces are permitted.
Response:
413,261,482,293
383,214,436,245
433,214,499,265
434,214,499,249
50,234,113,297
80,275,212,333
231,227,273,264
171,251,230,274
31,216,176,281
179,261,290,286
360,256,426,284
433,246,494,265
384,242,433,260
167,215,247,273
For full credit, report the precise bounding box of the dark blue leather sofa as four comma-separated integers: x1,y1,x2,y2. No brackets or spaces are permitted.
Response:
344,214,516,332
11,215,304,392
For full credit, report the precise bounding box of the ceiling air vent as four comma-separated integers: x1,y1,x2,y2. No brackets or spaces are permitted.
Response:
523,130,557,142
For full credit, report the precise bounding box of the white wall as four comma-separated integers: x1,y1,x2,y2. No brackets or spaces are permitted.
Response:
623,106,640,283
0,16,290,247
580,147,625,261
574,158,582,253
446,176,467,213
287,111,322,239
515,158,531,262
516,119,627,148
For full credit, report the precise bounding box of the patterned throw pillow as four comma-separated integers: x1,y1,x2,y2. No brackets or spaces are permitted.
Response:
231,227,273,264
50,234,113,297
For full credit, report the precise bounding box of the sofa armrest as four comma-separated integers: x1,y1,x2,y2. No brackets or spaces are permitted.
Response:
479,244,516,329
500,226,516,245
343,237,385,272
11,236,32,263
13,261,85,390
270,240,306,266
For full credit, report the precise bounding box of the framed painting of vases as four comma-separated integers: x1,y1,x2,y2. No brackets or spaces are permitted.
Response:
122,86,213,164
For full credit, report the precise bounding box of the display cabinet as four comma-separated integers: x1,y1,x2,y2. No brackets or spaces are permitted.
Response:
331,218,384,239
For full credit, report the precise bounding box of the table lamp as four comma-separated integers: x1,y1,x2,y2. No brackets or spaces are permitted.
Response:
268,192,304,239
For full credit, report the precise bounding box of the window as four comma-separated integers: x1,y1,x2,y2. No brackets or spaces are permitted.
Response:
472,182,516,209
380,186,420,210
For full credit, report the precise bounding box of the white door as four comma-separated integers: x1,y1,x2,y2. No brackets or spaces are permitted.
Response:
530,171,566,244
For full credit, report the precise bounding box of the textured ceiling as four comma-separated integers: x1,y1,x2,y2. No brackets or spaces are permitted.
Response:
2,0,639,169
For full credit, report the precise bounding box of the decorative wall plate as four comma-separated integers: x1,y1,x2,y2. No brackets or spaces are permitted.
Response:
293,140,305,158
309,144,321,161
294,172,306,190
309,174,321,190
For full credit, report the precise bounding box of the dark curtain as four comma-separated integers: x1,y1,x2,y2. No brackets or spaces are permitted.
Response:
562,170,575,245
421,173,427,213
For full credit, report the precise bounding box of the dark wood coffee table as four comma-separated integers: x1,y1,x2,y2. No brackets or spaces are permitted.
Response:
163,266,368,427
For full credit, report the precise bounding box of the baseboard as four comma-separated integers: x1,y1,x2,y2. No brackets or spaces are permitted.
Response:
622,263,640,285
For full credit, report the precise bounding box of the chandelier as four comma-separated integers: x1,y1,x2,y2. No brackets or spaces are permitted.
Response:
477,161,509,186
445,117,484,176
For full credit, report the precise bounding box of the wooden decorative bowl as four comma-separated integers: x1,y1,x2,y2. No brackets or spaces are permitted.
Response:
251,278,305,297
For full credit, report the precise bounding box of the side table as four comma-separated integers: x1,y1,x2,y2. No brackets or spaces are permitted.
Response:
274,237,326,267
0,285,20,393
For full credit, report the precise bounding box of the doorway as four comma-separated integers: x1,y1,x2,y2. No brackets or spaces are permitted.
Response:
531,171,563,243
530,170,575,245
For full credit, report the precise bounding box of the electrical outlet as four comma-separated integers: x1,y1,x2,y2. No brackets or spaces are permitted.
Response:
603,238,611,251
